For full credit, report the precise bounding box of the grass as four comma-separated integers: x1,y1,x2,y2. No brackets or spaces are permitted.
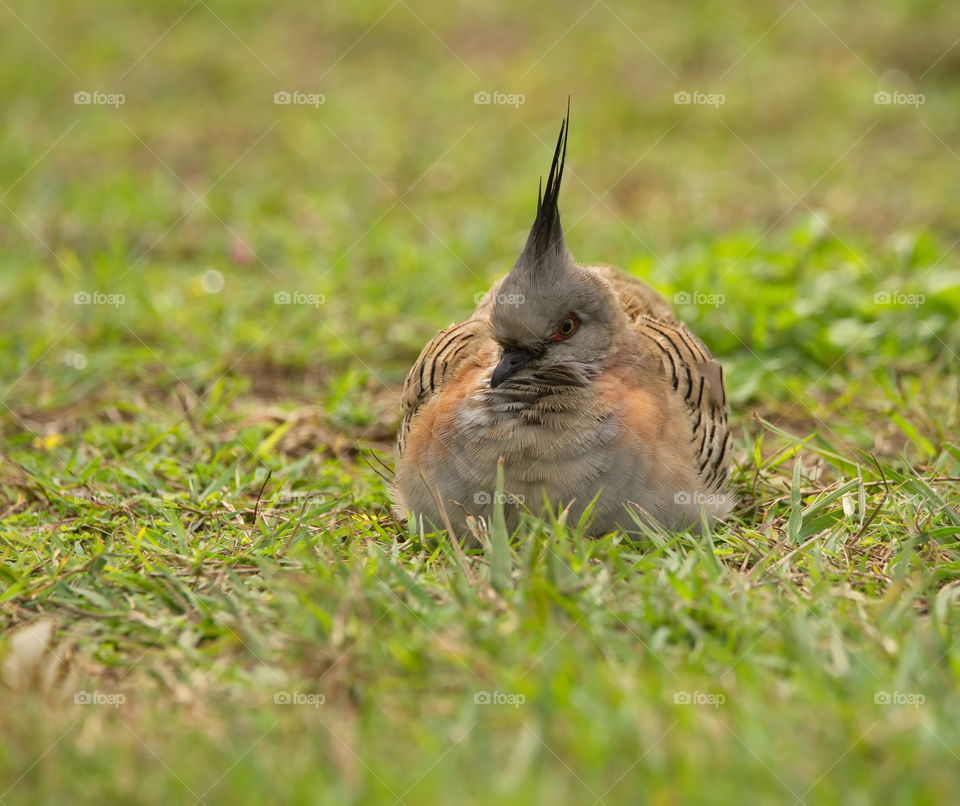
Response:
2,0,960,803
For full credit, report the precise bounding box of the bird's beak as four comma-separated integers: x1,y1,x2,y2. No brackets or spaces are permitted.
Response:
490,348,535,388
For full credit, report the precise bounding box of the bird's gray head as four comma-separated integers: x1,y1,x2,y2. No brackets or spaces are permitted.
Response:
489,109,625,389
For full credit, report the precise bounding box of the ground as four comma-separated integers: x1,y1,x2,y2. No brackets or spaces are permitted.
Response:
1,1,960,803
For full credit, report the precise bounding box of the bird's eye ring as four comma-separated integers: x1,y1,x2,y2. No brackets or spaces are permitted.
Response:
553,313,580,341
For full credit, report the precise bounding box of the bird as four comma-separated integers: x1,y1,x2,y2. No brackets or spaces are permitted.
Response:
392,109,731,539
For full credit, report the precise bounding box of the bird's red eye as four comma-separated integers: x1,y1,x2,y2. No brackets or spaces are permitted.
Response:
553,314,580,341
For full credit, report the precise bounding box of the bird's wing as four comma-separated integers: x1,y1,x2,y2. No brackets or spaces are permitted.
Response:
633,314,731,491
586,264,729,488
398,316,490,454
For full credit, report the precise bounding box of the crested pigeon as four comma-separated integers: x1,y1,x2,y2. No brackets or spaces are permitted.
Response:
392,111,731,538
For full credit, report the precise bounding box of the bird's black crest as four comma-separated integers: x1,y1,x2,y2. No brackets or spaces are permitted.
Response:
523,103,570,266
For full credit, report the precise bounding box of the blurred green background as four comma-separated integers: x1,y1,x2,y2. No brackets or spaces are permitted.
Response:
3,1,960,804
2,0,959,418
